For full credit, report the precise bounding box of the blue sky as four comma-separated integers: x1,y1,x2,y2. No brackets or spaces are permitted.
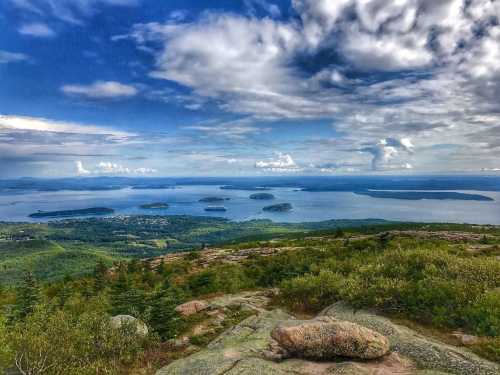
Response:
1,0,500,177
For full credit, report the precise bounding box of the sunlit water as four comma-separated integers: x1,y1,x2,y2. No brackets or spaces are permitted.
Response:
1,185,500,224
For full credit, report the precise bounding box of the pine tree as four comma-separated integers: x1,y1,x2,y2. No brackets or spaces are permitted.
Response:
108,262,147,317
93,260,108,294
109,269,130,316
148,280,184,340
141,261,156,287
14,271,40,319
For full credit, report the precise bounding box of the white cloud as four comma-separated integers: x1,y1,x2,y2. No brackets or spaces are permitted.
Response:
0,114,131,137
0,50,29,64
76,161,91,175
6,0,495,174
360,138,415,171
61,81,138,99
255,152,303,173
18,23,56,38
481,168,500,172
75,161,156,175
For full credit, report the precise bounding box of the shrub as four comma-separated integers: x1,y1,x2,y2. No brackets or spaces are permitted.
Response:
280,271,344,312
0,315,13,372
7,302,148,375
465,291,500,336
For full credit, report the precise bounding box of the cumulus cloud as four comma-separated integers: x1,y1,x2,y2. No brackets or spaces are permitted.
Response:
18,23,56,38
255,152,303,173
76,161,90,175
360,138,415,171
61,81,138,99
76,161,156,175
26,0,500,173
0,50,29,64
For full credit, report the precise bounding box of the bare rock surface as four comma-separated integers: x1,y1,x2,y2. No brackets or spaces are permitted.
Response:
156,298,499,375
321,302,500,375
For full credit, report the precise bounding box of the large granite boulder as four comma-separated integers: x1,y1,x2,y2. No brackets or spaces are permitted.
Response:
109,315,148,337
271,316,390,360
175,300,208,317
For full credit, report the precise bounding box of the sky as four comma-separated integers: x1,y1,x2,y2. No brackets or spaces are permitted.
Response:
1,0,500,178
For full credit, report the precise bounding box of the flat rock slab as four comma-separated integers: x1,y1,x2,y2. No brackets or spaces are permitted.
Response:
321,302,500,375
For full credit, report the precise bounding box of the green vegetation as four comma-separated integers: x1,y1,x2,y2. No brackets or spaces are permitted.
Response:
1,223,500,373
29,207,114,218
0,216,390,283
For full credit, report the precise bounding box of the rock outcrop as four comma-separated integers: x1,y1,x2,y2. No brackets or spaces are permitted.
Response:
109,315,148,337
156,299,500,375
320,302,500,375
270,316,390,360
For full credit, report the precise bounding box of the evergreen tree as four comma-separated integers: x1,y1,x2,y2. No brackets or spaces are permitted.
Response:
334,227,345,238
148,280,184,340
14,271,40,320
109,270,130,316
157,259,169,278
93,260,108,294
141,261,156,287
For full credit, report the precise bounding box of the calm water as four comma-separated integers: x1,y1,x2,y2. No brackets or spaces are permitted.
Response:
1,185,500,224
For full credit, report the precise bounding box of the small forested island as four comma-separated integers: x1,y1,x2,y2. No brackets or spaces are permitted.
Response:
263,203,292,212
204,206,227,212
199,197,230,203
249,193,275,200
355,190,494,201
29,207,114,218
220,185,271,191
139,202,169,209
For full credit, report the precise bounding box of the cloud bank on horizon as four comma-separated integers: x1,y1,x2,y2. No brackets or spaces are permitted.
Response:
1,0,500,177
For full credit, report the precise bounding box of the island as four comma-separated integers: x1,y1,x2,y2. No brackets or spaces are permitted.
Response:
204,206,227,212
262,203,292,212
249,193,275,200
199,197,230,203
139,202,170,209
354,191,494,201
29,207,114,218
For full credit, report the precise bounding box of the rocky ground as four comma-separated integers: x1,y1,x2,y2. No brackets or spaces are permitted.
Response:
155,291,499,375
